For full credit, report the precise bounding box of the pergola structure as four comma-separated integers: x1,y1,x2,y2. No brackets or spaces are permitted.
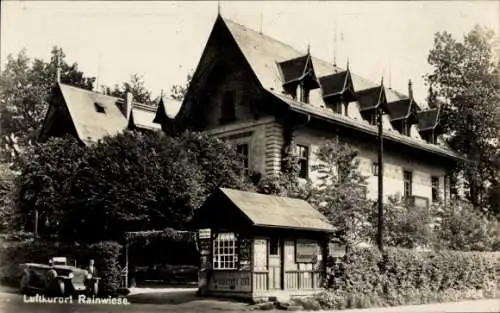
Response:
122,228,196,287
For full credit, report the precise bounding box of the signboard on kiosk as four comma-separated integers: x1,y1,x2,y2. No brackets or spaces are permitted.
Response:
295,239,318,263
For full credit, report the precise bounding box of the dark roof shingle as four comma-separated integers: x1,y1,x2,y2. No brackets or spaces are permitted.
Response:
386,99,411,121
357,86,385,111
319,71,348,97
418,109,439,131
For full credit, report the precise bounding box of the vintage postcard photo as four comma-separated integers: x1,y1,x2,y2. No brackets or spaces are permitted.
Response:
0,1,499,312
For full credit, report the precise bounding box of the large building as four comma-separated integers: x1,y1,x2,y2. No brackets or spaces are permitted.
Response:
40,15,462,207
154,15,462,206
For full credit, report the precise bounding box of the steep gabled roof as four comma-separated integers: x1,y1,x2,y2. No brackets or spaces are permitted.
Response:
153,97,183,124
221,17,405,103
418,109,440,131
131,104,162,131
58,83,128,144
50,83,160,144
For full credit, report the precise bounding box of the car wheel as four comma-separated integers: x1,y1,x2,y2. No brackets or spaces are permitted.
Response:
19,274,29,294
56,280,65,297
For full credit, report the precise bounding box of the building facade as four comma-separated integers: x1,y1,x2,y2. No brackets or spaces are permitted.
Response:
154,15,462,206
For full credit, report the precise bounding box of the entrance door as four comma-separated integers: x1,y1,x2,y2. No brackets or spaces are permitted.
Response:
268,238,282,290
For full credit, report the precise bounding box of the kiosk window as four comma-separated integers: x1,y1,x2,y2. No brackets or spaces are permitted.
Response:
213,233,237,270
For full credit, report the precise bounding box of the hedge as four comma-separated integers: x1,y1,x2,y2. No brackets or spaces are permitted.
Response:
306,246,499,310
0,239,122,295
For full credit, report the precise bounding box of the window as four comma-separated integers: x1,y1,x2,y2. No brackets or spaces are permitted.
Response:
295,144,309,179
423,132,436,144
269,238,279,256
297,82,310,104
403,170,413,198
372,162,379,176
368,113,377,125
213,233,237,270
220,91,236,124
401,121,410,136
94,102,106,114
431,176,440,202
236,143,249,174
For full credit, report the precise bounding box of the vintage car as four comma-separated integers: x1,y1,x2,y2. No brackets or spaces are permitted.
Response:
18,257,99,296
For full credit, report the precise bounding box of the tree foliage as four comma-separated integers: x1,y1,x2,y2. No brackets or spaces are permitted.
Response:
0,163,19,233
308,138,372,245
0,47,95,149
431,199,500,251
426,25,500,214
104,73,153,105
170,73,193,101
15,131,252,243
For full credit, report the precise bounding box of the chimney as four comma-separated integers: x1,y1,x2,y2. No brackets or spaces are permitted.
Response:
125,92,133,120
408,79,413,99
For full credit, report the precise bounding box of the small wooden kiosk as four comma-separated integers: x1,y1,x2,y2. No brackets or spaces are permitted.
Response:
191,188,337,302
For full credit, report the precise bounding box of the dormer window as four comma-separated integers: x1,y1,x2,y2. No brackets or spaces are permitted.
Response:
417,108,441,144
319,64,356,115
94,102,106,114
298,82,310,104
357,84,388,126
278,53,319,105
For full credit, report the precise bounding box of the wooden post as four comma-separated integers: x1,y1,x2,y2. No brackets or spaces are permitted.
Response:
377,107,384,252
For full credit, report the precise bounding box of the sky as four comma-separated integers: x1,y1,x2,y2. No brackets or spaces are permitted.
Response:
1,1,498,104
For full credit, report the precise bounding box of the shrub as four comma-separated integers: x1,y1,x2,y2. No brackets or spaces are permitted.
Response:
83,241,122,295
315,246,499,310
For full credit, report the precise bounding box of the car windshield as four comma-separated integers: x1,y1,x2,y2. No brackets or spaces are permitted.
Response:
50,257,76,267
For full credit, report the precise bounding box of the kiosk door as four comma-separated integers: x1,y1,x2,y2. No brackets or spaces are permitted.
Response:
268,238,282,290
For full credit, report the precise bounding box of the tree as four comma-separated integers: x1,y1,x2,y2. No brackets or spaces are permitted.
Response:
426,25,500,215
106,73,153,105
308,138,372,246
0,47,95,150
0,162,20,233
170,72,193,101
15,131,252,243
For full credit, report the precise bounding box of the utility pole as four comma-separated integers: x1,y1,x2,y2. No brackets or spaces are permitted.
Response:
377,106,384,251
34,209,39,240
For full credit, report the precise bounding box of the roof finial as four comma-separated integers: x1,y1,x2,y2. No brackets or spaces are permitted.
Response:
96,52,102,93
380,75,384,87
408,79,413,99
259,8,263,34
217,0,221,15
56,51,61,83
346,58,350,71
160,89,164,98
307,42,310,55
333,20,337,67
388,62,392,89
